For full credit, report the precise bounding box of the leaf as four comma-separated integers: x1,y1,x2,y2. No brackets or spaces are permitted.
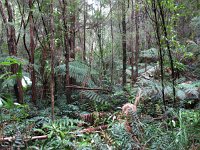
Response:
185,88,199,98
33,129,46,135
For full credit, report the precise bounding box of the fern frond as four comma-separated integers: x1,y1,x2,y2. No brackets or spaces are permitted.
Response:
176,89,186,100
185,87,199,98
140,48,158,59
55,61,97,87
80,91,103,102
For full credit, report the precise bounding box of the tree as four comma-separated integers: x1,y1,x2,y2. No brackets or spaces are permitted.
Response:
29,0,36,104
59,0,71,103
134,0,139,82
50,0,55,121
121,0,127,87
0,0,23,103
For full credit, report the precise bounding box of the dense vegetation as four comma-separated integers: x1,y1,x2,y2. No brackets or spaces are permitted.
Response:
0,0,199,149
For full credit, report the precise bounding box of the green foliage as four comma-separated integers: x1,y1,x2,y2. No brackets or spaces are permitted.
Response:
177,81,200,102
0,56,26,92
0,98,29,123
0,56,26,66
109,122,138,149
33,117,84,150
190,16,200,35
55,61,97,87
80,91,103,103
140,48,158,59
143,109,200,150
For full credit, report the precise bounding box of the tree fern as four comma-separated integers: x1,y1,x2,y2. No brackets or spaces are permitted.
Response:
176,89,186,100
177,81,200,99
80,91,103,102
140,48,158,59
55,61,97,87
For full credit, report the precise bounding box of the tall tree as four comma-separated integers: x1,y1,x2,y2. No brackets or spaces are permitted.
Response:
50,0,55,121
59,0,71,103
121,0,127,86
0,0,23,103
131,0,135,85
29,0,36,104
97,2,105,77
83,0,87,61
35,0,49,100
157,1,176,106
151,0,166,110
134,0,139,81
110,0,114,84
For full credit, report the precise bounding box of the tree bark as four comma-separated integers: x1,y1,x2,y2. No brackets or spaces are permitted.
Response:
134,0,139,82
131,0,135,86
29,0,36,104
83,0,86,61
59,0,71,103
110,0,114,85
151,0,166,110
157,1,176,106
122,0,127,87
0,0,23,103
50,0,55,121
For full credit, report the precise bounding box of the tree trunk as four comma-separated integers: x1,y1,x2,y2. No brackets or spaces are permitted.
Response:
110,0,114,85
157,1,176,106
83,0,86,61
131,0,135,86
151,0,166,110
29,0,36,104
59,0,71,103
122,0,127,87
50,0,55,121
0,0,23,103
134,0,139,82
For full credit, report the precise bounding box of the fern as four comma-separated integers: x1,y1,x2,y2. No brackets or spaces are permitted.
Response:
177,81,200,99
55,61,97,87
109,122,139,149
140,48,158,59
80,91,103,102
176,89,186,100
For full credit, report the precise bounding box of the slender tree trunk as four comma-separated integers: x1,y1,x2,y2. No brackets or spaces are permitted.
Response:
157,1,176,106
50,0,55,121
35,0,49,100
110,0,114,85
0,0,23,103
41,44,48,100
122,0,127,87
29,0,36,104
152,0,166,110
83,0,86,61
98,26,104,75
134,0,139,82
70,12,76,56
60,0,71,103
131,0,135,86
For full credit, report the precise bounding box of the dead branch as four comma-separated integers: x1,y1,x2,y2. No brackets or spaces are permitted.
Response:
66,85,110,92
0,135,48,142
79,125,108,133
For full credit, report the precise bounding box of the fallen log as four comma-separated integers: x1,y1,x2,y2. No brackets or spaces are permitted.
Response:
66,85,111,92
78,125,108,133
0,135,48,142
